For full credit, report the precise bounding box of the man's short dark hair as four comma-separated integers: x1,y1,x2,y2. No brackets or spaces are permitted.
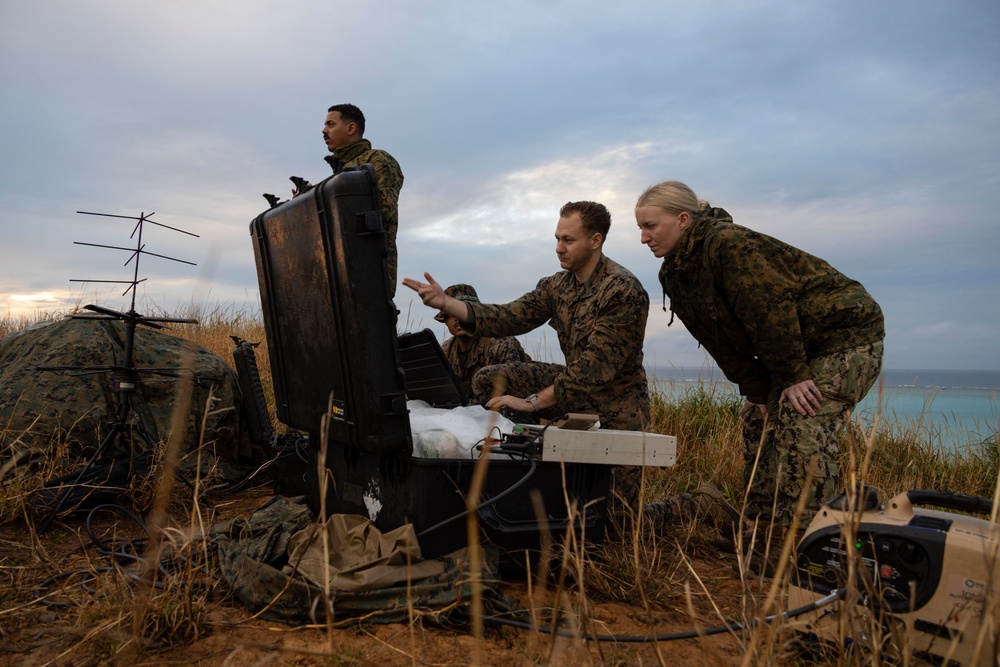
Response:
327,103,366,136
560,201,611,241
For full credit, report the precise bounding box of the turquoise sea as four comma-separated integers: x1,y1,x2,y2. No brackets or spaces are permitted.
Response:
648,366,999,449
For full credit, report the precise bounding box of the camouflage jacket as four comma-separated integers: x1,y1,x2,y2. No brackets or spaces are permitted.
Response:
466,255,650,429
441,334,530,402
658,207,885,403
333,139,404,289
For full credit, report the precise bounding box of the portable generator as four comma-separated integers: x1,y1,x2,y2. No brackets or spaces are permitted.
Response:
787,485,998,666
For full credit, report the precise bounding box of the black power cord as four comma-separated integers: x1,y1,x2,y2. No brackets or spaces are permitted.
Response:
416,448,538,539
475,589,844,643
415,416,564,540
34,502,224,606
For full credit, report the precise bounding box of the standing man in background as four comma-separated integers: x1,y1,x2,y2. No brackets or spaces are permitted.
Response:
323,103,404,293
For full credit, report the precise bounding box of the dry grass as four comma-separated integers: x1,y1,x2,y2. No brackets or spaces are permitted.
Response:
1,305,998,665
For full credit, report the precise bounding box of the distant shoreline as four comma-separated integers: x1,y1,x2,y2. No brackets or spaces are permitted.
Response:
647,366,998,447
647,366,1000,391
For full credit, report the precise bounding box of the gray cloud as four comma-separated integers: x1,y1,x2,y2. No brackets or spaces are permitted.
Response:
2,0,998,370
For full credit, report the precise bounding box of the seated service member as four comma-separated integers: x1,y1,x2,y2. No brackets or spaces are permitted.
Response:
435,283,531,403
635,180,884,573
404,201,649,429
404,201,651,524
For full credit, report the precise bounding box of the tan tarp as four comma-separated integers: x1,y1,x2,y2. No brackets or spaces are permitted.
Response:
287,513,447,592
212,496,520,626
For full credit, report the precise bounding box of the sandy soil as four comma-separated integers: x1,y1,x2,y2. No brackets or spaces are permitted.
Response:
0,487,770,667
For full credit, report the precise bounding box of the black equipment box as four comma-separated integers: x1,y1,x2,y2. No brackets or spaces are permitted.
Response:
397,328,468,408
251,165,409,457
250,168,610,565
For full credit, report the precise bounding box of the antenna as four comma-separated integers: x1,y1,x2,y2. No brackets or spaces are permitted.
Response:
35,210,201,532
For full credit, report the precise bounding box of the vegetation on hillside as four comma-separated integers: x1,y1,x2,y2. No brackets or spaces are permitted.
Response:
1,306,997,665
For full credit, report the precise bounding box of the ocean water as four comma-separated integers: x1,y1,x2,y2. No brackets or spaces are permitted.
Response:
648,366,999,449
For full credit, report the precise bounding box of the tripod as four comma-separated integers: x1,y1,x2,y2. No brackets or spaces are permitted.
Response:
35,211,199,533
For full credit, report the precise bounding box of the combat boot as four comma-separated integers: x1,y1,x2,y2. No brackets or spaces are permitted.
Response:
691,483,742,529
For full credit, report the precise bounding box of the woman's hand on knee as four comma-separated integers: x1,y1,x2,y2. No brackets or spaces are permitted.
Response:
780,380,823,417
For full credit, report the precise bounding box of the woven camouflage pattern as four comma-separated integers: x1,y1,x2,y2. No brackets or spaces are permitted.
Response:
435,283,480,322
642,489,696,530
445,283,478,301
0,317,252,481
443,335,530,402
333,138,404,291
742,341,883,526
466,255,650,431
212,496,520,627
658,207,884,404
656,207,885,527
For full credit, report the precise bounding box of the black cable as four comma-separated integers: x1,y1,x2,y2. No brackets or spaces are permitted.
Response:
478,589,844,643
35,502,225,607
85,503,151,562
34,568,110,607
416,447,539,539
417,416,566,539
293,433,311,462
469,426,505,459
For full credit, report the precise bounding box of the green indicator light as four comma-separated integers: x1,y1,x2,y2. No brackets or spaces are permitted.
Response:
855,541,863,549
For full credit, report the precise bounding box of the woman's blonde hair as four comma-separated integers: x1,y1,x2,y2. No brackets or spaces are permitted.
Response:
635,180,710,216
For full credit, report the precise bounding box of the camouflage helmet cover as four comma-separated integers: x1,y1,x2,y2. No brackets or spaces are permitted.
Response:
434,284,480,322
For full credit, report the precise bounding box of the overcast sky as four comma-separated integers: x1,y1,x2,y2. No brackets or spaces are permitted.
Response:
2,1,998,371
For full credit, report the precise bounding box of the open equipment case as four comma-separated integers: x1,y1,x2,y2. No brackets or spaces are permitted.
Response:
250,166,615,569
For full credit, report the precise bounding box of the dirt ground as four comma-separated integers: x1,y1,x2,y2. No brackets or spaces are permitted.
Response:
0,485,773,667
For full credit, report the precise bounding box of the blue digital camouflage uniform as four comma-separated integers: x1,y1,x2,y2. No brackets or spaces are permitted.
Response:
333,139,404,291
658,207,885,527
462,255,651,529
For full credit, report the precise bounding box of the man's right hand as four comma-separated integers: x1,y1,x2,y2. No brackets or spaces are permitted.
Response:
402,273,446,309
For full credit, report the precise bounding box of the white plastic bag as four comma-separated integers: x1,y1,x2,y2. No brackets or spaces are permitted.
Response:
407,400,515,459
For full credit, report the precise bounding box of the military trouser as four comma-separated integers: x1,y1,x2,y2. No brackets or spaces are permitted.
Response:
471,361,566,420
742,340,883,528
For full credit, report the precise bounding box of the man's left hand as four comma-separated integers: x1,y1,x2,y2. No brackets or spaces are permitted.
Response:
485,395,533,413
780,380,823,417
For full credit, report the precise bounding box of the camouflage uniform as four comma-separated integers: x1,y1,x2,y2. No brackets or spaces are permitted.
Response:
465,255,650,430
658,207,885,527
333,139,404,290
442,336,530,403
0,317,254,482
211,495,520,626
742,342,883,527
463,256,651,526
435,284,531,403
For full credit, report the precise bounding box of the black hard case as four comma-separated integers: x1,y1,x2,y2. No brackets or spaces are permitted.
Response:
250,167,610,563
251,166,410,457
397,329,468,408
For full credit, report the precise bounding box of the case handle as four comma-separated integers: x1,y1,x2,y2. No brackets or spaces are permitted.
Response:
906,489,994,516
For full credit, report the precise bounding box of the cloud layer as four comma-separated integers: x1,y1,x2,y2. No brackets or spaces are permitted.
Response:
2,0,998,370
